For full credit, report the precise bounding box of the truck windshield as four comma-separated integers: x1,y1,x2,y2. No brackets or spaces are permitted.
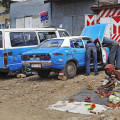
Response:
37,39,64,48
38,32,56,43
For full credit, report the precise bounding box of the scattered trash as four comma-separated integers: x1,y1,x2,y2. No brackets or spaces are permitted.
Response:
106,101,120,108
68,98,74,103
84,104,90,106
107,91,112,97
17,74,26,78
91,103,96,109
102,79,109,85
87,85,93,90
84,96,92,102
88,103,96,111
51,89,56,93
58,75,67,80
90,111,96,114
95,90,103,94
99,92,106,98
88,107,93,110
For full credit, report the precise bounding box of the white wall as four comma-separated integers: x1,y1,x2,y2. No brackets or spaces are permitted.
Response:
118,0,120,3
16,16,43,28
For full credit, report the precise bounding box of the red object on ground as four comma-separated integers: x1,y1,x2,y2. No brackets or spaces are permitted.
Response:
91,103,96,109
95,90,103,94
85,96,92,102
107,91,112,97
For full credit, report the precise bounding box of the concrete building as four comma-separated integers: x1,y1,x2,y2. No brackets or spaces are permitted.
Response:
10,0,120,35
86,0,120,42
45,0,119,35
10,0,51,28
0,0,28,29
0,5,9,28
46,0,98,35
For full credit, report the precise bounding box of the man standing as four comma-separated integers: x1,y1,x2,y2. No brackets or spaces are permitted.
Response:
85,40,99,76
103,37,120,70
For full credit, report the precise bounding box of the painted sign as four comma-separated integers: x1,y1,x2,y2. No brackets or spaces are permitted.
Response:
40,11,48,23
85,14,97,26
85,8,120,42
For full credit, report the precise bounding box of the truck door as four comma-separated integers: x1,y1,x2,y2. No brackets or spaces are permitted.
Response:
71,39,86,66
5,31,38,71
101,47,107,64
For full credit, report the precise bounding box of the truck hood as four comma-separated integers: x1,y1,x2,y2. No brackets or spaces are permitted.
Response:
22,47,59,55
81,24,107,43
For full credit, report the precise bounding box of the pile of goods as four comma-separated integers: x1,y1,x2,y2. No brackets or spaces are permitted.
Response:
84,96,92,102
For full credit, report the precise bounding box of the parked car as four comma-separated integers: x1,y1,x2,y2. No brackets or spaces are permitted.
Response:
22,24,110,79
0,28,70,76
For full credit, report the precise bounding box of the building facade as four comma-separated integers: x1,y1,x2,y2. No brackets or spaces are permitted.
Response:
49,0,98,35
10,0,120,37
45,0,119,35
10,0,51,28
85,1,120,42
0,5,9,28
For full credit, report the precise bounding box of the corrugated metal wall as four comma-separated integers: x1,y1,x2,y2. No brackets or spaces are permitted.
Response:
10,0,51,28
52,0,98,35
10,0,98,35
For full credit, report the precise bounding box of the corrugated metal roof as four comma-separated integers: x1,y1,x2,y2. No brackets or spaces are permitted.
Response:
91,4,120,11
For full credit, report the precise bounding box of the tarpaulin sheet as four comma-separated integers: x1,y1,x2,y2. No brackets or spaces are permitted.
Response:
67,87,110,105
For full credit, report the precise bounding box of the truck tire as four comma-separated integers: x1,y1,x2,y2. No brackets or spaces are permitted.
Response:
64,61,76,79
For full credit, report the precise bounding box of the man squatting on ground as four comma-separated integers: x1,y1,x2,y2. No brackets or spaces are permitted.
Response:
97,64,120,91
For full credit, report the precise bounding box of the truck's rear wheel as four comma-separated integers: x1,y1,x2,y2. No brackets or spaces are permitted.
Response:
64,62,76,79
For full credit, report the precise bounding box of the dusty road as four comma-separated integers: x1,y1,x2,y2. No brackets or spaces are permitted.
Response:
0,69,120,120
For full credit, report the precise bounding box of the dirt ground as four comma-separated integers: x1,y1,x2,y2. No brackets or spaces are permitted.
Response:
0,69,120,120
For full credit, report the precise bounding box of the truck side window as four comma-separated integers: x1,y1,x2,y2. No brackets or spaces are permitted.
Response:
24,32,38,45
72,39,84,48
0,31,2,48
10,32,38,47
38,32,56,43
70,41,74,48
10,32,24,47
58,31,70,37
